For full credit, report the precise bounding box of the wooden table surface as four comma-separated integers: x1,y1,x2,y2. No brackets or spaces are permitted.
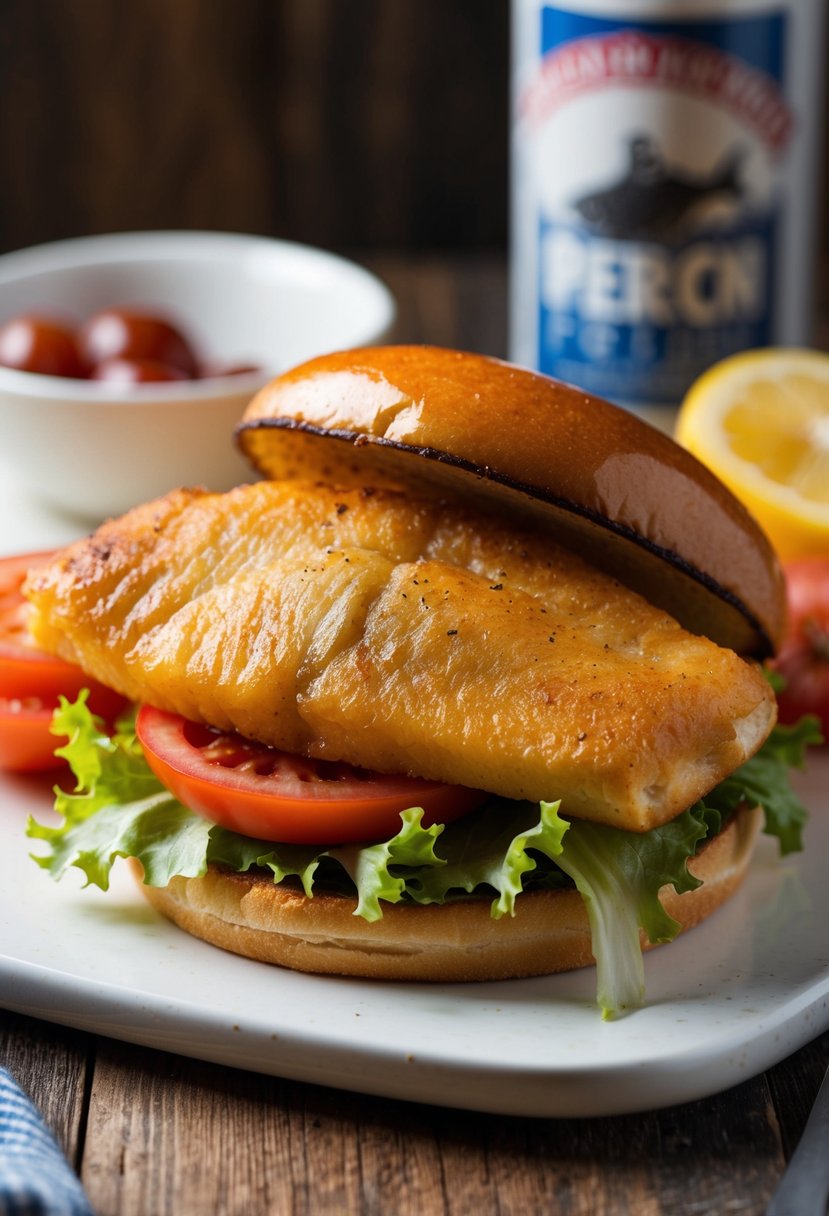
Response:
2,256,828,1216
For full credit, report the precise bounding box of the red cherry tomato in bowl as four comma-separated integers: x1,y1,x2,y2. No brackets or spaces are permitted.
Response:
0,551,126,771
0,315,88,378
80,309,198,378
773,558,829,740
136,706,488,845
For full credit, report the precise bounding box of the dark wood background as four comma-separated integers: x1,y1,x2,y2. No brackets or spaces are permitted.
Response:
0,0,509,256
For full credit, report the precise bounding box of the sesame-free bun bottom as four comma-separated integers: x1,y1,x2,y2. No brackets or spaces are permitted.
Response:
134,806,761,982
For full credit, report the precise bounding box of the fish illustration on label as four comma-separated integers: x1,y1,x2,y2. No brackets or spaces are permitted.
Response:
510,2,823,412
574,135,745,242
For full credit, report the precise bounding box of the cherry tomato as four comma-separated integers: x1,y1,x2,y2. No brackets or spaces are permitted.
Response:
80,310,198,378
0,315,87,378
773,558,829,739
0,551,126,771
91,357,190,384
136,706,488,844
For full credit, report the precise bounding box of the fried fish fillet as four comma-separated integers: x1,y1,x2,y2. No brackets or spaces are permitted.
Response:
24,480,775,831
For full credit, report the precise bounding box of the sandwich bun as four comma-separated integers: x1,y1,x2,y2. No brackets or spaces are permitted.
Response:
134,805,762,982
238,345,785,658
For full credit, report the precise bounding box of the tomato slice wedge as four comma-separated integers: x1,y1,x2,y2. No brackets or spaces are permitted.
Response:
0,696,67,772
0,550,84,698
0,550,126,771
136,706,489,845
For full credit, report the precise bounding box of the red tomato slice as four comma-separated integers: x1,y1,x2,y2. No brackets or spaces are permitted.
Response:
0,696,67,772
136,706,489,845
0,550,126,771
0,550,79,697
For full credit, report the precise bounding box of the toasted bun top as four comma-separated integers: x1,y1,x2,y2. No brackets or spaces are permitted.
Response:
237,345,785,657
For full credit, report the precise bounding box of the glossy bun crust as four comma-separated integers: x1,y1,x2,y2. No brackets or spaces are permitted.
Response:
135,807,761,983
237,346,785,658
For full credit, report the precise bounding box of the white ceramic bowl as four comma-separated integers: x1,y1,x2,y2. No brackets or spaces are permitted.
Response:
0,231,395,521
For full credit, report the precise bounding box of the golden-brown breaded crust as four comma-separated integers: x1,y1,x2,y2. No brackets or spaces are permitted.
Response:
134,806,761,982
237,345,785,657
24,481,776,831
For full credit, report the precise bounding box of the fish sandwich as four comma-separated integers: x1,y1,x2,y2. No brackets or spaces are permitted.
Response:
24,346,815,1017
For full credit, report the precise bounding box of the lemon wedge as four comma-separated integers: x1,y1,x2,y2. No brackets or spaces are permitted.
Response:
675,348,829,560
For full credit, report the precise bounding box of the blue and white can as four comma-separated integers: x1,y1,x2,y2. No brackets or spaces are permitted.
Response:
510,0,826,414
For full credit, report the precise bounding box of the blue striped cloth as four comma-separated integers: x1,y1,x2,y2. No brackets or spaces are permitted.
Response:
0,1068,92,1216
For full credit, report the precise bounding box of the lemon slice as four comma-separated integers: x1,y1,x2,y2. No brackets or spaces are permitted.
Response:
675,348,829,560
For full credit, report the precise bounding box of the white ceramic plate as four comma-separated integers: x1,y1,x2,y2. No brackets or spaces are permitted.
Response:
1,758,827,1118
0,482,827,1118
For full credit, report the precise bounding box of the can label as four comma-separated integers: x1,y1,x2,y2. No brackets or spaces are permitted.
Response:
515,7,795,407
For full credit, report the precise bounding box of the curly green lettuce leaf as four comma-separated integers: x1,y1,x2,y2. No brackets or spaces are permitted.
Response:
29,698,212,889
403,798,569,915
702,718,821,855
209,810,452,920
553,806,711,1019
327,809,447,919
28,794,212,890
51,692,149,806
132,804,453,921
206,828,325,898
557,718,819,1017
